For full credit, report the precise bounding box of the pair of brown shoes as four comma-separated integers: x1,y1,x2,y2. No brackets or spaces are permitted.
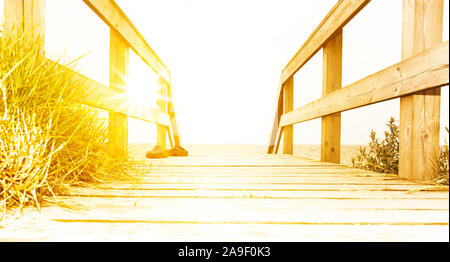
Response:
145,145,188,158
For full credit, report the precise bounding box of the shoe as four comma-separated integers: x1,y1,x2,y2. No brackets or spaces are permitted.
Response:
167,145,189,157
145,145,168,158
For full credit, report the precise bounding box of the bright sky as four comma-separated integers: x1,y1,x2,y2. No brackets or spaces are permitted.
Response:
1,0,449,145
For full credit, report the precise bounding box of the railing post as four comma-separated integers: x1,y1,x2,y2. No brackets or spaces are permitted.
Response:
108,29,129,160
157,77,169,150
282,76,294,154
167,84,181,147
267,86,284,154
321,29,342,164
4,0,45,45
399,0,443,181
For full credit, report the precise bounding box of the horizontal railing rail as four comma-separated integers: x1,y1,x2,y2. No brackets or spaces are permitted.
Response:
268,0,449,182
279,41,449,128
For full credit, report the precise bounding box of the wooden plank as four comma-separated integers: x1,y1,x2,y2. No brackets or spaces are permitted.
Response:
156,77,169,149
399,0,444,182
94,183,436,192
3,0,45,45
45,201,449,224
60,196,450,211
67,187,449,199
321,30,342,163
135,169,388,175
280,41,449,127
46,59,170,126
3,0,24,35
112,176,421,185
82,0,171,83
267,82,283,153
167,82,181,146
280,0,370,85
2,221,447,241
108,29,129,160
282,77,294,154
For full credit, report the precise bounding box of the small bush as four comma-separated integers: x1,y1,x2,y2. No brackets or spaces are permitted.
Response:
352,117,399,174
1,30,135,216
352,117,449,185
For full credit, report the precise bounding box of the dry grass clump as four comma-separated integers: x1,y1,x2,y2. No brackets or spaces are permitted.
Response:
352,117,449,185
1,30,135,216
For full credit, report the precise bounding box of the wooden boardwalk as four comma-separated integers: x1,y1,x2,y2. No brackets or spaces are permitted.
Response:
0,153,448,241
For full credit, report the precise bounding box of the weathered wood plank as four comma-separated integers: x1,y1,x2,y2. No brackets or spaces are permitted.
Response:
67,187,449,199
103,177,420,185
283,76,294,154
93,183,437,192
267,82,283,153
108,28,129,159
156,77,169,149
280,0,370,84
399,0,444,181
167,82,181,146
280,41,449,127
43,204,449,224
82,0,171,83
60,196,450,211
321,29,342,163
2,222,447,242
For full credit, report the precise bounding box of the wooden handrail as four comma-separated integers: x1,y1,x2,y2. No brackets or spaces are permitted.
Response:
280,41,449,127
268,0,370,153
268,0,448,183
280,0,370,85
82,0,171,83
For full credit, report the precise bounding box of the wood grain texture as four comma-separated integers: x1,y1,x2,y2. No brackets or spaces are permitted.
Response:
156,77,169,150
321,30,342,163
167,82,181,146
3,0,45,46
46,59,170,126
399,0,444,181
2,152,448,241
108,29,129,160
280,41,449,127
282,77,294,154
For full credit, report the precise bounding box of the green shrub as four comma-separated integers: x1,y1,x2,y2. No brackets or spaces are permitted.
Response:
1,30,135,215
352,117,399,174
352,117,449,185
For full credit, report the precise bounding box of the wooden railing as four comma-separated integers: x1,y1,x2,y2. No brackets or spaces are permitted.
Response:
2,0,181,160
268,0,449,182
